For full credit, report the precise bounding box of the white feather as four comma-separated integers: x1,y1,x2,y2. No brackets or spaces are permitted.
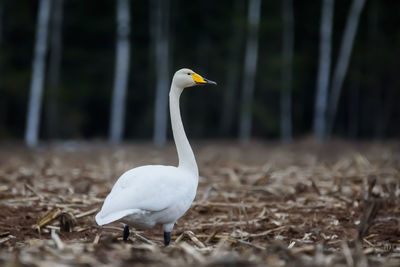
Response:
95,165,197,227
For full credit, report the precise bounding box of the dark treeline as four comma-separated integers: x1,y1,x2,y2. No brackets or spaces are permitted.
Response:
0,0,399,143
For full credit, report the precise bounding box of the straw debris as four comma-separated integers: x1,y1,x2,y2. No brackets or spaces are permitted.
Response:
0,141,399,266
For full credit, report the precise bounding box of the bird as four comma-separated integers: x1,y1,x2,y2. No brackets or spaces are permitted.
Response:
95,68,217,246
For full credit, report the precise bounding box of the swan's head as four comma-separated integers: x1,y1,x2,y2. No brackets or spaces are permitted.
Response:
172,68,217,89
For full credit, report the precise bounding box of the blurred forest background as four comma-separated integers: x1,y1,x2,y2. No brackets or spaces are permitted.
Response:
0,0,399,146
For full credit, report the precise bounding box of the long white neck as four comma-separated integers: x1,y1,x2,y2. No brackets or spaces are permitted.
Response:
169,84,199,177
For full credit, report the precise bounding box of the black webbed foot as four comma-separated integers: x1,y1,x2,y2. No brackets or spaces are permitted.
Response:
164,232,171,246
123,225,130,241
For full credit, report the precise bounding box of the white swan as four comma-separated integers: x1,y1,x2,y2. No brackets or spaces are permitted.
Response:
95,68,216,245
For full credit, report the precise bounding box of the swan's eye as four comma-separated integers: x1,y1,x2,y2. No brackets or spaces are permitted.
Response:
187,73,191,75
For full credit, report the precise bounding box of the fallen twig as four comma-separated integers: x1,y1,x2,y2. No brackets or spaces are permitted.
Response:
51,230,64,250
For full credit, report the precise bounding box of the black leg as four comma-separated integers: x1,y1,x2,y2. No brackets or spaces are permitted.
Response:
123,225,130,241
164,232,171,246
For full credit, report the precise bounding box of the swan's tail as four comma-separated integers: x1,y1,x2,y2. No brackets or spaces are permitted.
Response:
95,209,142,226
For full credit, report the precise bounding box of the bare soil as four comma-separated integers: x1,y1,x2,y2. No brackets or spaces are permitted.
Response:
0,140,399,266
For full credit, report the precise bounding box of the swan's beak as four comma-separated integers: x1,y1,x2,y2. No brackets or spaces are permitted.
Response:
204,78,217,85
191,73,217,86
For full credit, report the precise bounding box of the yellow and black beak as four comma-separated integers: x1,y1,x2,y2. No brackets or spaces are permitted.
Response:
191,73,217,86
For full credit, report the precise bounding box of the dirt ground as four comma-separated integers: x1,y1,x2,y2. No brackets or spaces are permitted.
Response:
0,140,399,266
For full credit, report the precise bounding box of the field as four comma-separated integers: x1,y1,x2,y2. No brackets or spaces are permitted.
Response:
0,140,399,266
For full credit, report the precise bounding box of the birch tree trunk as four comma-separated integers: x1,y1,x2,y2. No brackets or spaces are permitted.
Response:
25,0,51,147
377,86,396,139
326,0,366,137
281,0,294,143
313,0,334,141
219,0,243,136
366,0,381,139
46,0,63,139
0,2,3,127
152,0,170,147
347,79,359,139
238,0,261,145
109,0,130,144
0,0,3,44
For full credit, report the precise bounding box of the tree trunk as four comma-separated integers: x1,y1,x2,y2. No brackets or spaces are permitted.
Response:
375,86,395,139
25,0,51,147
281,0,294,143
109,0,131,144
326,0,366,137
347,80,359,139
46,0,63,140
366,0,382,140
0,0,3,44
219,0,244,136
313,0,334,141
152,0,170,147
0,2,3,127
238,0,261,145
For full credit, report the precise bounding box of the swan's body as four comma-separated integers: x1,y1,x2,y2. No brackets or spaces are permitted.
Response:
96,165,196,231
95,68,216,245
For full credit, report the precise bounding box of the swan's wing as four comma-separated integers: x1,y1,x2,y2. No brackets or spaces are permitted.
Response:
96,166,191,225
